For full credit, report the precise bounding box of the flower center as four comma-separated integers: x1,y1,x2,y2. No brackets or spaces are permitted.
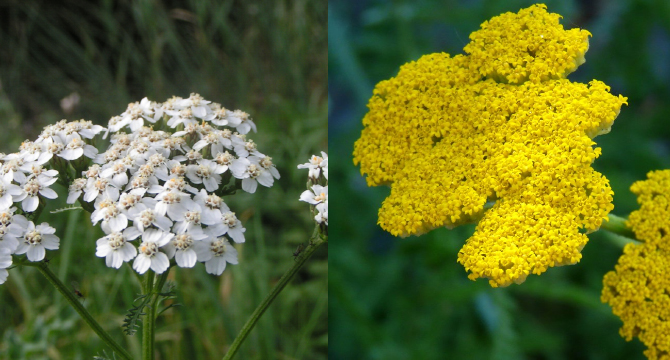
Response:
205,194,222,210
139,242,159,257
196,165,211,179
184,211,201,225
25,230,42,245
215,152,234,166
139,210,156,227
108,233,125,250
23,179,40,196
210,238,227,256
174,234,193,250
247,164,260,179
223,212,238,227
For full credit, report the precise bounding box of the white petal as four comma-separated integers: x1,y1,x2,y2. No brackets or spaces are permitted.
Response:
0,269,7,284
241,178,257,193
205,257,226,275
150,253,169,273
27,245,45,261
66,191,81,204
39,187,58,199
175,250,197,268
133,254,151,274
22,196,39,212
41,235,60,250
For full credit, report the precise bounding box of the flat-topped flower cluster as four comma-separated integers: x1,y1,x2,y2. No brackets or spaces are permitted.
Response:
0,93,280,284
353,4,627,287
602,170,670,359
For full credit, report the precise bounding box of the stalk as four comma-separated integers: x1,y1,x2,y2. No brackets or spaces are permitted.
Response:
222,231,327,360
26,261,133,360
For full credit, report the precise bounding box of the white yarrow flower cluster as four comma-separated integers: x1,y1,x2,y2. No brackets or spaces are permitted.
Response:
71,94,279,276
0,120,103,283
298,152,328,226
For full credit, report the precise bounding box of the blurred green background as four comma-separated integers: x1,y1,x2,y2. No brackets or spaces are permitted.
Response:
0,0,327,359
330,0,670,359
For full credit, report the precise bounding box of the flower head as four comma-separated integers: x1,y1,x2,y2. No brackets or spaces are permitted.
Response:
14,221,59,262
602,170,670,359
353,4,627,287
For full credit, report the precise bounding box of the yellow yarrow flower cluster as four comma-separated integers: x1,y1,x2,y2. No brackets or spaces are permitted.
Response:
353,4,627,287
602,170,670,359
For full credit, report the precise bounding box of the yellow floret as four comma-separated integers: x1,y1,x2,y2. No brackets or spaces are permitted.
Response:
353,4,627,287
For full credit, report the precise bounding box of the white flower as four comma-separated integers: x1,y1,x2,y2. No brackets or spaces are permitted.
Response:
154,189,195,221
186,160,225,192
193,190,229,225
83,177,120,203
67,178,88,204
297,152,327,180
75,120,105,139
166,108,198,128
231,137,261,158
14,222,59,261
14,177,58,212
315,201,328,226
91,199,128,233
58,134,98,160
227,110,256,134
117,192,155,219
96,230,139,268
134,208,173,233
221,211,245,243
194,237,238,275
16,163,58,185
176,93,212,119
299,184,328,205
193,130,232,156
170,232,207,268
101,161,131,188
229,156,274,193
0,214,26,253
0,171,22,209
0,247,12,284
132,229,173,274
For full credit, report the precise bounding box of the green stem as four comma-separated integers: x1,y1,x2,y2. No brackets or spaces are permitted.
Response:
27,261,133,360
601,214,637,240
142,267,172,360
142,270,156,360
222,231,328,360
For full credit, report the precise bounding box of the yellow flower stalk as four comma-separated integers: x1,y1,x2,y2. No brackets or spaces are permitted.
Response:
602,170,670,359
353,4,627,287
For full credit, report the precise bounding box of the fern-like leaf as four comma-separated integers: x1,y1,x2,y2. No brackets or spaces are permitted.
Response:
122,293,151,336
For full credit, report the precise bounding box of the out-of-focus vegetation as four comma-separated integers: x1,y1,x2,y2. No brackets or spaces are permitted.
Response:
0,0,327,359
330,0,670,359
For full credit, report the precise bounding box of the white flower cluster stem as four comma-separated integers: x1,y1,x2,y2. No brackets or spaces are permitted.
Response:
298,152,328,227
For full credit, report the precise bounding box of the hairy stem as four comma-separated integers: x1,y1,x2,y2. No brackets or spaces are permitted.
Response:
27,261,133,360
222,230,328,360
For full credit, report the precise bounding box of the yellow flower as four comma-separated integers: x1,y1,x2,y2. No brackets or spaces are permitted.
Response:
602,170,670,359
353,4,627,287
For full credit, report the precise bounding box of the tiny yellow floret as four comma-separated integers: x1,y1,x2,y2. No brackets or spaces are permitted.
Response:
353,4,627,287
601,170,670,359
